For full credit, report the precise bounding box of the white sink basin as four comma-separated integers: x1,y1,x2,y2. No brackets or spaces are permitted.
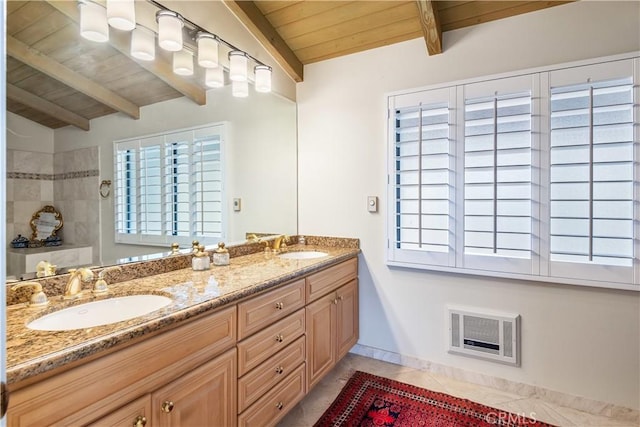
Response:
279,251,329,260
27,295,173,331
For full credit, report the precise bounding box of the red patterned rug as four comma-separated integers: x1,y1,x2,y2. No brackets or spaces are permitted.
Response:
314,371,555,427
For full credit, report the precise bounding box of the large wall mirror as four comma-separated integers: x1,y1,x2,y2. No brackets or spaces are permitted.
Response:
6,87,297,279
5,0,298,280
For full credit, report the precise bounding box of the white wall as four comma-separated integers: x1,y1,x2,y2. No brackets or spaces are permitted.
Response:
297,1,640,410
55,86,297,263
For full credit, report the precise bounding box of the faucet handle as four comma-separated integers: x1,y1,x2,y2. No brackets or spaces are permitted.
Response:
11,282,49,307
93,266,121,295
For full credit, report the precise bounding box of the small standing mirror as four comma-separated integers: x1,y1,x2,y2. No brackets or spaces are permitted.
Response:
30,205,63,241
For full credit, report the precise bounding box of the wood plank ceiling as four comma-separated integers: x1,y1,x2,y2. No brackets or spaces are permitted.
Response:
6,1,571,131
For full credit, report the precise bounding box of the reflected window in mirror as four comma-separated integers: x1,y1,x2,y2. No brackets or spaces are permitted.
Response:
114,123,226,247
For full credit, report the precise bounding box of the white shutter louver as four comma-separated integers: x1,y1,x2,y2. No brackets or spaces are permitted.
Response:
464,92,533,260
549,76,634,282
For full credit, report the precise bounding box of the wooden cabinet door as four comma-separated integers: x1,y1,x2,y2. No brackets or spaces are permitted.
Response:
336,280,359,360
305,292,337,390
152,348,237,427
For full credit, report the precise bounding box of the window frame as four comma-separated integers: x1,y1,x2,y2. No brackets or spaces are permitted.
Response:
113,123,227,248
386,52,640,291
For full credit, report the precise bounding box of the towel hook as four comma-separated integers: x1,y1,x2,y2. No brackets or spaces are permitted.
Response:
99,180,112,198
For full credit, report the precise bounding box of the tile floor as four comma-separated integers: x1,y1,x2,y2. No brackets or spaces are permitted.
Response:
278,353,639,427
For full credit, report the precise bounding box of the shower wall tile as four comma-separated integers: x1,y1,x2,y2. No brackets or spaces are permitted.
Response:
13,151,53,174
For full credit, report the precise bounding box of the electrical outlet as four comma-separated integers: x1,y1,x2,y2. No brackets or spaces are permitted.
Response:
367,196,378,213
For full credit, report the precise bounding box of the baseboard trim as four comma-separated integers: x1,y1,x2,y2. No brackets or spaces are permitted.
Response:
350,343,639,423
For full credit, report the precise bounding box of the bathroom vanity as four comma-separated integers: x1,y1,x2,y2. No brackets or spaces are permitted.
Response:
5,240,359,426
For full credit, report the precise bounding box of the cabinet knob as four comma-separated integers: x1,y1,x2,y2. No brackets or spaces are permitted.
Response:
332,298,338,305
133,415,147,427
337,295,344,301
275,366,284,374
276,401,284,410
161,400,174,413
275,302,284,310
275,334,284,343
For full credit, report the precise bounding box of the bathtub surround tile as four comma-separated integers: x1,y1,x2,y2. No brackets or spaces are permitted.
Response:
349,344,639,425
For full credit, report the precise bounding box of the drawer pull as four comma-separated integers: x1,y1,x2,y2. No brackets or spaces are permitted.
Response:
275,334,284,343
161,400,174,413
276,401,284,410
275,366,284,374
133,415,147,427
275,302,284,310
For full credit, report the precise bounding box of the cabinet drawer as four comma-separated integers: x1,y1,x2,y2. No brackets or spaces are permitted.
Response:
238,363,306,427
237,309,305,376
238,335,305,413
306,258,357,303
238,279,305,340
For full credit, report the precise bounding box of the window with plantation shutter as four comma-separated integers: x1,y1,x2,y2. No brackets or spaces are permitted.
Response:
460,76,537,275
115,123,226,247
388,88,456,267
387,54,638,290
546,60,635,284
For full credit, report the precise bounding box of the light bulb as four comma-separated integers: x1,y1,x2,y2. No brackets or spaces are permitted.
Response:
173,50,194,76
131,27,155,61
205,67,224,88
228,51,248,82
197,32,219,69
80,0,109,43
232,80,249,98
254,65,272,93
107,0,135,31
157,10,184,52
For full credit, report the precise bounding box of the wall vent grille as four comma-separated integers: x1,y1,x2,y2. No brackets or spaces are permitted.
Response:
448,307,520,366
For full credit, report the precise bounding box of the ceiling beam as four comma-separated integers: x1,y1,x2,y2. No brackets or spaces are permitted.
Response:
45,1,206,106
7,36,140,119
415,0,443,55
7,84,91,131
222,0,304,83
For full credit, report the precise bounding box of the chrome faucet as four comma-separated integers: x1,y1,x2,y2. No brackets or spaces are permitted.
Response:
64,268,94,300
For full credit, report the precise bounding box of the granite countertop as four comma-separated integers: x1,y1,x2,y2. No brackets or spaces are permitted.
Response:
6,244,359,385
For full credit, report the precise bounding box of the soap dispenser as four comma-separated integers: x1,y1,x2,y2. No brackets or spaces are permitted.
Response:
213,242,230,266
192,245,210,271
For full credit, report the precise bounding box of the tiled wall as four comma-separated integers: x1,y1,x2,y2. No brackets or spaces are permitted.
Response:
6,147,101,266
6,150,55,242
53,147,101,264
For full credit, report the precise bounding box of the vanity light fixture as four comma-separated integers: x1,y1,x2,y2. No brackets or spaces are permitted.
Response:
79,0,109,43
232,80,249,98
205,67,224,88
106,0,136,31
197,32,219,68
77,0,273,95
130,26,155,61
156,10,184,52
254,65,272,93
173,49,194,76
229,51,248,82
